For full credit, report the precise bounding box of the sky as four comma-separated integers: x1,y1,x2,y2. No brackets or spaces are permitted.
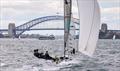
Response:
0,0,120,35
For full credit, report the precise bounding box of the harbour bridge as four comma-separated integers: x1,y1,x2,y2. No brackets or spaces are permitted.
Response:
0,15,79,37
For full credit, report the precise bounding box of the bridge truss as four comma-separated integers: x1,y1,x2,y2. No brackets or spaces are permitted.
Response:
0,15,79,37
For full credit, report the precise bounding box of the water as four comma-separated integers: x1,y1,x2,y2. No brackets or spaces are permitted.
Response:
0,38,120,71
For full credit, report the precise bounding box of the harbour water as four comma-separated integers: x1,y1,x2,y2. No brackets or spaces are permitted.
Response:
0,38,120,71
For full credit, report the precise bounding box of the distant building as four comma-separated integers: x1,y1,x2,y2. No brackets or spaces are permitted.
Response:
115,32,120,39
8,23,16,38
99,23,120,39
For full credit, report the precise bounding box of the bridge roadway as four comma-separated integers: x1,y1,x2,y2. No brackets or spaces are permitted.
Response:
0,28,79,32
1,29,119,31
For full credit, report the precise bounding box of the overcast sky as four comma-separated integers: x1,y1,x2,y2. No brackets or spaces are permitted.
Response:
0,0,120,35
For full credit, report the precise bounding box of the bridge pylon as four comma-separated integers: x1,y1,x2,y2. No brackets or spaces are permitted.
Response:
8,23,16,38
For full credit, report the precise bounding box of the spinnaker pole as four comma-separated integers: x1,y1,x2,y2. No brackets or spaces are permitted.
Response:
64,0,72,58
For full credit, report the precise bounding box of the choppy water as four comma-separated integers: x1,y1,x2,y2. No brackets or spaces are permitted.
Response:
0,39,120,71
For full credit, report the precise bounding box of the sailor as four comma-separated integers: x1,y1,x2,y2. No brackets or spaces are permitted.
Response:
33,50,56,61
33,49,43,58
44,51,55,61
44,51,50,59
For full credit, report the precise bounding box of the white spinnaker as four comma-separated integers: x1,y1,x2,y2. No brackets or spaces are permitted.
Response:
77,0,100,56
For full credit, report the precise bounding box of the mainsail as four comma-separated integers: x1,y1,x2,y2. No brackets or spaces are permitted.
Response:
64,0,72,57
66,16,76,56
77,0,100,56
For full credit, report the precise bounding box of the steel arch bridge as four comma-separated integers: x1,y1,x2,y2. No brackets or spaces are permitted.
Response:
14,15,79,37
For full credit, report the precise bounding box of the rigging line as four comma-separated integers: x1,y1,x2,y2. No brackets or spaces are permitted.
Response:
84,0,96,51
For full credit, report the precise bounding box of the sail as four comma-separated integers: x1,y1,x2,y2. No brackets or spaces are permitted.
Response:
64,0,72,57
77,0,100,56
66,16,76,56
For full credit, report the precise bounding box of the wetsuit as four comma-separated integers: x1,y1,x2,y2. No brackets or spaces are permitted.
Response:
44,52,55,61
34,51,55,61
34,52,44,58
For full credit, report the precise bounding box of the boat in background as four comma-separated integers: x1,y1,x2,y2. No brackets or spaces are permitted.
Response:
39,35,55,40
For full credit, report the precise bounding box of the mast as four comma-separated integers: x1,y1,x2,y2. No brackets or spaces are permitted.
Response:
64,0,72,57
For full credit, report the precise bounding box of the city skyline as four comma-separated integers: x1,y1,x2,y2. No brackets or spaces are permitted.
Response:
0,0,120,31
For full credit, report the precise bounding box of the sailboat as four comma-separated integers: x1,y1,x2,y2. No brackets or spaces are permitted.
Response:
64,0,100,59
35,0,100,67
113,35,116,40
35,0,100,70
